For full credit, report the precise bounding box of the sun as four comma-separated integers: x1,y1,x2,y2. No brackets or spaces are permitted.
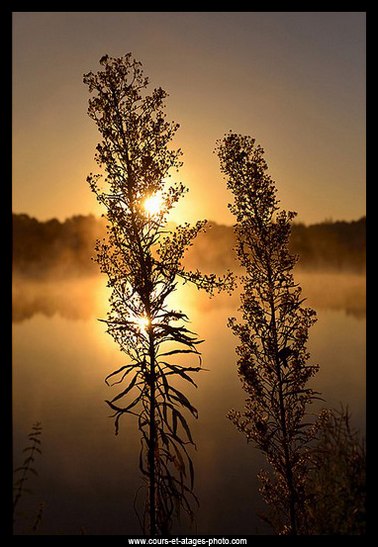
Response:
135,315,150,332
143,192,163,217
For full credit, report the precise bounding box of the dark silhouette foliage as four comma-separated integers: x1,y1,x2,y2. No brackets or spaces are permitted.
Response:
13,422,44,533
84,53,232,535
216,132,320,535
306,406,366,534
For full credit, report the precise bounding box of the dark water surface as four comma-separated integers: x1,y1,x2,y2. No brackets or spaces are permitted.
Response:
12,272,366,535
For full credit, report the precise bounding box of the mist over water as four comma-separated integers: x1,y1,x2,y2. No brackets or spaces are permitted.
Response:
12,270,366,323
12,271,365,535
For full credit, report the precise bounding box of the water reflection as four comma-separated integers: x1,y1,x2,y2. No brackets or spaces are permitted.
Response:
12,272,366,535
12,271,366,323
12,276,107,322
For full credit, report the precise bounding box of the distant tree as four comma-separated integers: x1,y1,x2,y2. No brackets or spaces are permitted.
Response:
216,132,320,535
84,54,233,535
12,213,366,276
289,217,366,272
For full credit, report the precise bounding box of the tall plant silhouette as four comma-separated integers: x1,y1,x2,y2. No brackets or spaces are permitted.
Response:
216,132,320,535
84,54,232,535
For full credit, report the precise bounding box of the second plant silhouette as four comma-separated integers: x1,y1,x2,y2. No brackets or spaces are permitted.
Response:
216,132,321,535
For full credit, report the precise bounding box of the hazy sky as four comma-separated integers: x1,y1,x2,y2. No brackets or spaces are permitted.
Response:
12,12,366,225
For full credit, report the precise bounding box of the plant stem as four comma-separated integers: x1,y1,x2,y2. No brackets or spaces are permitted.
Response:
148,329,157,536
267,263,297,535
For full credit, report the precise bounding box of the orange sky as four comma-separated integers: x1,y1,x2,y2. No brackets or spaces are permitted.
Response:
12,12,366,226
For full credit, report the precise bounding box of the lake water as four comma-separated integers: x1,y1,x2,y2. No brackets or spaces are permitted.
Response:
12,271,366,535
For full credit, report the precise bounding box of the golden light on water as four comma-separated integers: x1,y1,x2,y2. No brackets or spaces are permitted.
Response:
143,192,163,217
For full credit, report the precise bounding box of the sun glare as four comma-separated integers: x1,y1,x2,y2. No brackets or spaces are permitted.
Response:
143,192,163,217
135,315,151,332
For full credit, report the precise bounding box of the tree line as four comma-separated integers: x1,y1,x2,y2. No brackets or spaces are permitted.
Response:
12,213,365,278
